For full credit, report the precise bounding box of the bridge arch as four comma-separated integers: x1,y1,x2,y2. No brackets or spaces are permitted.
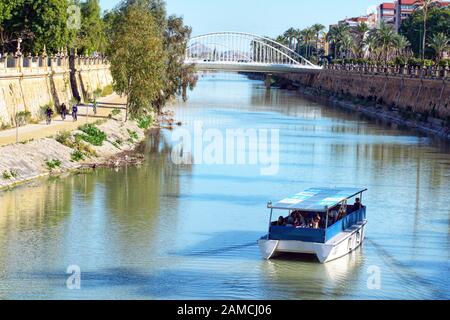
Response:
186,31,319,70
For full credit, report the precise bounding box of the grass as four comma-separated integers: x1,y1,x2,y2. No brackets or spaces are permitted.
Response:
46,159,62,170
78,124,107,146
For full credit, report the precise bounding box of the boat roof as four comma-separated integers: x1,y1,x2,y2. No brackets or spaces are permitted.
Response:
270,187,367,212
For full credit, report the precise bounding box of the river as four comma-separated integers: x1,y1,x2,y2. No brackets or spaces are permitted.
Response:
0,72,449,300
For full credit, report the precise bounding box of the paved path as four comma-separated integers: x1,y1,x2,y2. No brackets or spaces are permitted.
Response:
0,94,126,147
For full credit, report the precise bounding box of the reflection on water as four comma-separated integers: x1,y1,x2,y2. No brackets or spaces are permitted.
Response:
0,73,449,300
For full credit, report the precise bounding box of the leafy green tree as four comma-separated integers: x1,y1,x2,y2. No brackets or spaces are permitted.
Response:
352,22,369,58
77,0,106,55
160,15,197,106
109,4,166,119
400,6,450,58
428,32,450,61
1,0,75,54
0,0,22,51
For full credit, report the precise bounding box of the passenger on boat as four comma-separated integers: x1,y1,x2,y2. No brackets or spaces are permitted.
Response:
311,214,321,229
276,216,286,226
328,208,339,225
337,206,347,221
354,198,362,210
286,212,296,226
294,212,307,228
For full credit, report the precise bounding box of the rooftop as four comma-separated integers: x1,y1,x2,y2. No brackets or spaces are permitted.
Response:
271,187,367,212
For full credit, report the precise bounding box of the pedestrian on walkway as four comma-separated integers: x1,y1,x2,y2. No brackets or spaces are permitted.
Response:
60,103,67,120
45,106,53,125
92,99,97,116
72,104,78,122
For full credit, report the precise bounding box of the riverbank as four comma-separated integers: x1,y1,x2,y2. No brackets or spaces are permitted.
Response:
0,116,149,190
274,73,450,141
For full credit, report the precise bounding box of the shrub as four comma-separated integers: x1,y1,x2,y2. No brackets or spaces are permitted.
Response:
46,159,62,170
136,114,154,129
78,124,107,146
127,129,138,142
55,131,73,147
2,170,17,180
15,111,32,126
101,85,113,97
71,150,84,162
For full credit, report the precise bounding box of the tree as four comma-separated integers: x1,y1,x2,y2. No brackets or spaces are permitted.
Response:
400,4,450,58
159,15,198,108
393,34,410,56
77,0,106,55
414,0,437,60
109,4,166,119
328,23,350,59
311,23,325,59
352,22,369,58
428,32,449,61
374,21,397,64
1,0,75,54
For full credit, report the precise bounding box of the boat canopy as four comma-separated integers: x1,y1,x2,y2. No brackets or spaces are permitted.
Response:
270,187,367,212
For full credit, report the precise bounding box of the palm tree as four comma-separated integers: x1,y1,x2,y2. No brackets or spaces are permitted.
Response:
328,23,351,59
414,0,438,60
311,23,325,58
352,22,369,58
374,21,397,64
428,32,450,61
283,27,297,50
393,34,411,56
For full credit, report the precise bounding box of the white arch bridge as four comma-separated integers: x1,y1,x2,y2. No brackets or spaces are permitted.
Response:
185,32,322,74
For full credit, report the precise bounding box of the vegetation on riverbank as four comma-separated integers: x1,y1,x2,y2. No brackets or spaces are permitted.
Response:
276,5,450,67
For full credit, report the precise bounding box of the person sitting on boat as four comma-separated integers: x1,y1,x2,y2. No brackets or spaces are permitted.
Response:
337,206,347,221
276,216,286,227
286,212,296,226
311,214,321,229
328,208,339,225
294,212,307,228
354,198,362,210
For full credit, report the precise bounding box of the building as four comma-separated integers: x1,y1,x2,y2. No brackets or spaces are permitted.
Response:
377,2,396,26
338,13,378,29
394,0,450,31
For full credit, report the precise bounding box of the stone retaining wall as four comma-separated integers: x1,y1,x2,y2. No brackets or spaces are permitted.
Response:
281,70,450,120
0,54,112,127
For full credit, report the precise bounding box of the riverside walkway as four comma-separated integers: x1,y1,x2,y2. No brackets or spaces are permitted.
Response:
0,94,126,147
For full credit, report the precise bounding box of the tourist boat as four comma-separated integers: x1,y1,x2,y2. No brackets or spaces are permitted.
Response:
258,187,367,263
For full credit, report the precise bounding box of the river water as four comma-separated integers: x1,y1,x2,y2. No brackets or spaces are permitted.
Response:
0,73,449,300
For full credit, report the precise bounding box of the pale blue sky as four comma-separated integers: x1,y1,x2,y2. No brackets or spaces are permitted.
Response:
100,0,381,37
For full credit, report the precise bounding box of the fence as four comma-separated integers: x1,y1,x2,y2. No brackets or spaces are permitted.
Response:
325,63,450,80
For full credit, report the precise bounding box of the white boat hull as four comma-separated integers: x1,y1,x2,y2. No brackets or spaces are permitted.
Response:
258,221,367,263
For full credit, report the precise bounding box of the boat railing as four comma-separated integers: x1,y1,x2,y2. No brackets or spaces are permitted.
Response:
325,207,366,242
269,226,325,243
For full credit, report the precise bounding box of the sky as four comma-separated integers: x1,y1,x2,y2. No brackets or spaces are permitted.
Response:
99,0,380,37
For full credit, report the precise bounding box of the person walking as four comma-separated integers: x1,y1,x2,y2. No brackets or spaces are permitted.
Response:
45,106,53,125
72,103,78,122
92,99,97,116
60,103,67,120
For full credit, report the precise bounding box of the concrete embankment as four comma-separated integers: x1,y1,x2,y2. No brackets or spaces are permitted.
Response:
276,70,450,139
0,118,147,190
